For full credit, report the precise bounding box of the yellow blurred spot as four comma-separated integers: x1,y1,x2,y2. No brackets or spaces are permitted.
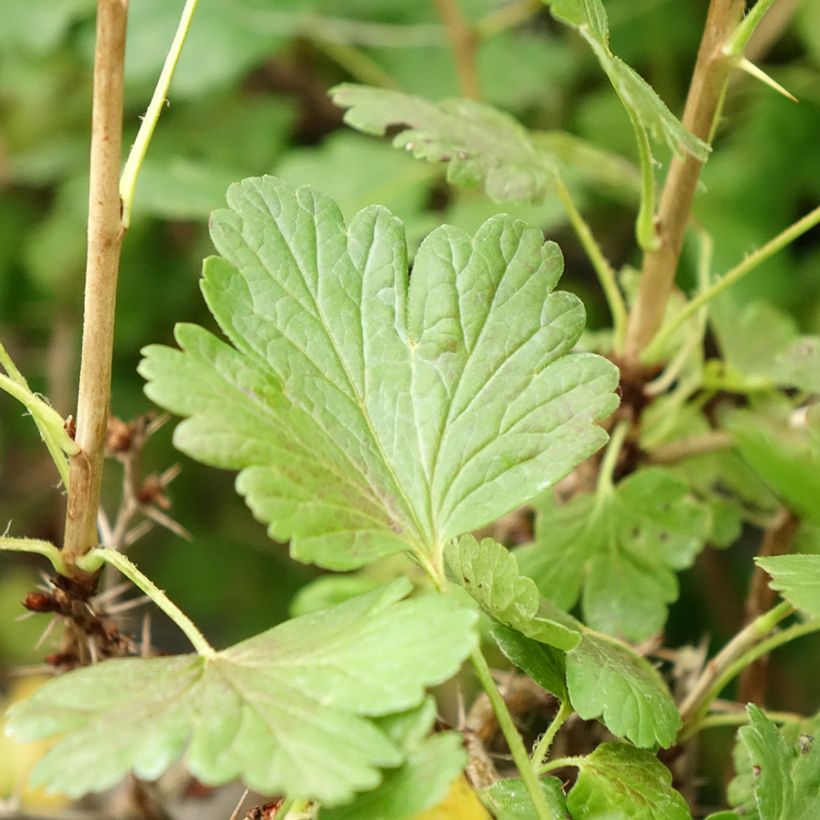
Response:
413,775,490,819
0,677,69,810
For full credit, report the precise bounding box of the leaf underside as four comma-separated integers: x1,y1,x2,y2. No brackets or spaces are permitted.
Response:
6,580,477,805
140,175,619,571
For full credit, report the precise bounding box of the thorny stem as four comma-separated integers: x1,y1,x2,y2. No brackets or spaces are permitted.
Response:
470,647,554,820
677,600,793,736
77,547,215,656
680,617,820,741
120,0,201,226
553,175,628,349
62,0,129,568
530,698,573,772
434,0,481,99
644,205,820,361
623,0,745,364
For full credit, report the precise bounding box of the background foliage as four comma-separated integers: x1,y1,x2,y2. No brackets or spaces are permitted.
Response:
1,0,819,814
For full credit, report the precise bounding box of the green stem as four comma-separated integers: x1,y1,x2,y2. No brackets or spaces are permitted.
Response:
470,647,553,820
537,755,585,777
531,699,572,772
120,0,201,227
0,537,68,576
0,341,25,384
723,0,778,57
596,420,629,495
678,600,796,738
644,205,820,362
77,547,215,657
628,112,660,251
553,174,628,350
691,708,804,733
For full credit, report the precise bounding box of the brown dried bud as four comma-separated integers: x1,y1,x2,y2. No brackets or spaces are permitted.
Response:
23,592,58,613
106,416,133,452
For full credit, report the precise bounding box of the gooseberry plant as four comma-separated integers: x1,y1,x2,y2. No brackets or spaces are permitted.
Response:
2,0,820,818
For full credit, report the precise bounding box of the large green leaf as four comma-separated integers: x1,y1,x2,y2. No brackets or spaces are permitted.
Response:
756,554,820,618
445,535,581,651
140,176,618,571
518,468,711,641
6,580,476,805
729,706,820,820
567,743,691,819
566,631,681,748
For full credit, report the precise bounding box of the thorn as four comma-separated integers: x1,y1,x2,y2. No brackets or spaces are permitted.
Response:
143,506,191,541
34,616,59,651
141,612,152,658
737,58,798,102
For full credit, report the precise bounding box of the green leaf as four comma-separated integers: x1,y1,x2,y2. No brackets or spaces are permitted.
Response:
330,85,639,206
545,0,708,162
140,176,618,571
445,535,581,651
331,84,556,202
482,776,570,819
755,554,820,618
6,580,477,805
321,733,467,820
566,632,681,748
731,705,820,820
567,743,691,819
490,623,568,702
518,468,711,641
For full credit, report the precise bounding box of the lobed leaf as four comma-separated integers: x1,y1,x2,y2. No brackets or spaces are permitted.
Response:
445,535,581,651
6,580,477,805
566,632,681,749
518,467,711,642
730,705,820,820
756,554,820,618
140,176,618,571
567,743,691,819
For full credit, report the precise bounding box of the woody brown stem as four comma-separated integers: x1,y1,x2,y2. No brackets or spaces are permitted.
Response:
62,0,129,569
623,0,744,365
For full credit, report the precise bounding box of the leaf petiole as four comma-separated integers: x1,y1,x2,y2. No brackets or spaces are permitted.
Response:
531,698,573,772
77,547,215,657
0,537,68,576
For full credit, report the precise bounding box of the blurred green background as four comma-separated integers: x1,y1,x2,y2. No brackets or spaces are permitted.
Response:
0,0,819,807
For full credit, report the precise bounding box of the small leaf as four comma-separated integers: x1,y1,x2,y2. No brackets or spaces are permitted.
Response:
731,705,820,820
490,623,568,702
566,632,681,748
141,177,618,572
567,743,691,819
482,776,570,819
6,580,477,805
446,535,581,651
545,0,708,161
331,85,556,202
756,554,820,618
518,468,711,641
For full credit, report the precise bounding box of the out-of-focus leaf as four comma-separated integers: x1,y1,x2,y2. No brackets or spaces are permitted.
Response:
756,554,820,618
7,580,477,805
518,468,711,641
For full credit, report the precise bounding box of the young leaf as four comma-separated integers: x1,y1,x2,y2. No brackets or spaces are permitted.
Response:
6,580,477,805
490,622,568,702
330,85,556,202
482,776,570,819
566,631,681,748
567,743,691,819
756,554,820,618
445,535,581,651
731,705,820,820
140,176,618,572
518,468,711,642
545,0,708,162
